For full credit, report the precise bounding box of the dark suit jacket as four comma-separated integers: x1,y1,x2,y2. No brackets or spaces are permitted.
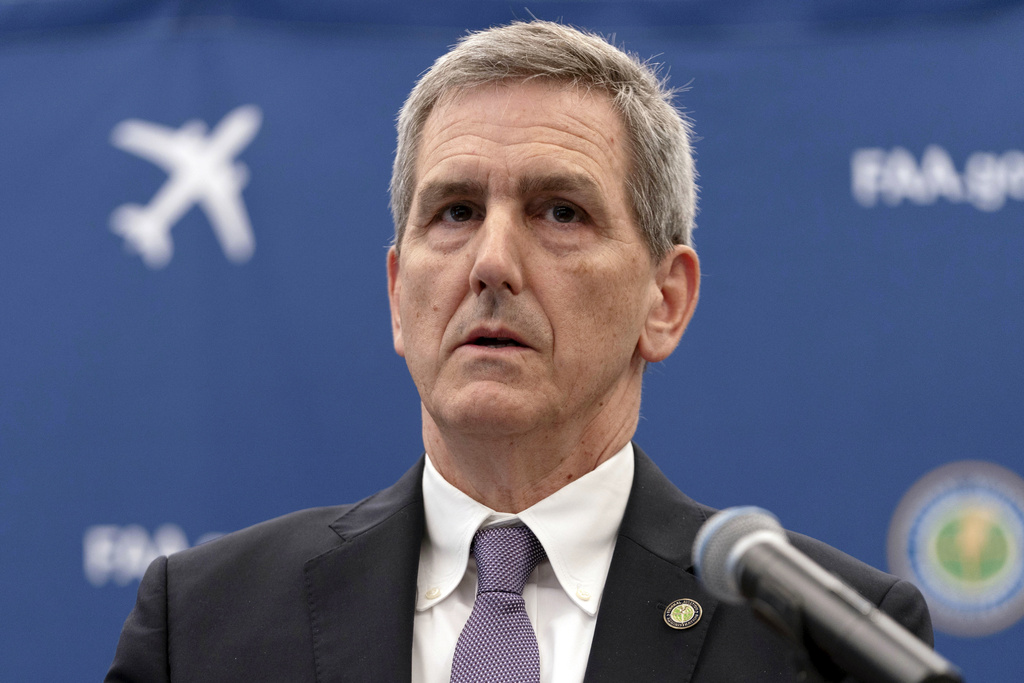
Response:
106,446,932,682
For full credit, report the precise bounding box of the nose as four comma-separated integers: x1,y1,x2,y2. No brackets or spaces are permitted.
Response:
469,211,524,296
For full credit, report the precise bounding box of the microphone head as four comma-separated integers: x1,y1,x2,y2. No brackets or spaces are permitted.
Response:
693,506,786,602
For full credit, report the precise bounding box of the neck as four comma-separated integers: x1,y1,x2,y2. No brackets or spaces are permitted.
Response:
422,381,642,513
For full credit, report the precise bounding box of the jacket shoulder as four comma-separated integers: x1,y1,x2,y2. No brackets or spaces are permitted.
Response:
170,457,426,577
171,505,353,575
105,506,355,683
788,530,933,644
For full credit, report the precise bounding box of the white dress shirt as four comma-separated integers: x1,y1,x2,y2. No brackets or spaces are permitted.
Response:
411,443,635,683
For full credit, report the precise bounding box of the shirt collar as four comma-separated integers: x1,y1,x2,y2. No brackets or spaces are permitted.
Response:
416,443,634,616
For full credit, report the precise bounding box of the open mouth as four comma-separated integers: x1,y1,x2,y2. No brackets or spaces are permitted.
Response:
469,337,526,349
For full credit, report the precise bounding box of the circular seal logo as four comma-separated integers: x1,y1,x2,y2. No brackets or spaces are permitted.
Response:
888,461,1024,637
664,598,702,630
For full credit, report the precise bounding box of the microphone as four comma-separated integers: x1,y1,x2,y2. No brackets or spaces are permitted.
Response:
692,507,962,683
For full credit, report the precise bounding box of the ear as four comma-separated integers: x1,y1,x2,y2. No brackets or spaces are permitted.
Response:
386,245,406,357
638,244,700,363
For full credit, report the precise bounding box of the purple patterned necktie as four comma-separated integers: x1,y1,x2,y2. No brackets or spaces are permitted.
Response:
449,525,547,683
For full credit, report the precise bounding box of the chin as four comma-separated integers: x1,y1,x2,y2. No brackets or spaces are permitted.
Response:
433,386,549,437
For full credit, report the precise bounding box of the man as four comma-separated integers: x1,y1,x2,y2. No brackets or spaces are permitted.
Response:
107,20,932,683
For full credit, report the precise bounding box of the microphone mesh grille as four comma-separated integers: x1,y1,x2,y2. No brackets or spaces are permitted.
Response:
693,506,785,601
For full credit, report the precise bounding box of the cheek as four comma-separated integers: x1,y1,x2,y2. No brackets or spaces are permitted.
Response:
600,262,655,340
399,258,463,348
553,266,650,358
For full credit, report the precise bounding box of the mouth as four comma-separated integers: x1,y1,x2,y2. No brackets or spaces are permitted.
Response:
461,326,531,351
468,336,527,349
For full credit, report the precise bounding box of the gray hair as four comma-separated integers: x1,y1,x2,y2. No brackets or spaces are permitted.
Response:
389,20,697,259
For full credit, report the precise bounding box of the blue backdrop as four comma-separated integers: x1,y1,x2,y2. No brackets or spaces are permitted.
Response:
2,1,1023,679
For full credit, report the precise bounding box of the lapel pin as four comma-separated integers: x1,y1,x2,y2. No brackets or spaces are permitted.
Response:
664,598,702,630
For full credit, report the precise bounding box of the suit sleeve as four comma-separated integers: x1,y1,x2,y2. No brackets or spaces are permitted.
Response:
824,576,936,683
104,556,171,683
878,576,935,647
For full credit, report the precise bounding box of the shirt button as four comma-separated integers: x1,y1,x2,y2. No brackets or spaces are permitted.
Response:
576,586,591,601
425,587,441,600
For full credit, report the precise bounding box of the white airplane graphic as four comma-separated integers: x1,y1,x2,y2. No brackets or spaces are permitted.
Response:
109,104,262,269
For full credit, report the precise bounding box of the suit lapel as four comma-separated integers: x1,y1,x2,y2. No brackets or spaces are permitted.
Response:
584,446,720,683
299,448,718,682
304,460,426,683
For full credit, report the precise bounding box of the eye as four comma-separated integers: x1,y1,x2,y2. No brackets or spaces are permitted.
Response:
543,202,586,225
550,205,577,223
443,204,475,222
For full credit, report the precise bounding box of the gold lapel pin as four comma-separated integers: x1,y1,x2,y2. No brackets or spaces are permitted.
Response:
664,598,702,630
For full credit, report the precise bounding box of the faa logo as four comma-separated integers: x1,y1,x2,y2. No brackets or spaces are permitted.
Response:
888,461,1024,637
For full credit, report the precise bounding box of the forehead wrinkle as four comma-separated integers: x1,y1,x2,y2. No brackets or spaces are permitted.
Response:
558,109,627,167
526,84,628,169
527,127,619,169
428,106,621,177
513,135,622,188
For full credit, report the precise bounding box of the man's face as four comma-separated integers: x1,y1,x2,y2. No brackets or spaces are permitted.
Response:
388,81,670,439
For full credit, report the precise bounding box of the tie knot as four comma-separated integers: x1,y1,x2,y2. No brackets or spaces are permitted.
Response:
471,526,545,595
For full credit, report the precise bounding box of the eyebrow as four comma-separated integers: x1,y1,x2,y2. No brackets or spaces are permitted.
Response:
515,172,604,203
412,179,487,221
